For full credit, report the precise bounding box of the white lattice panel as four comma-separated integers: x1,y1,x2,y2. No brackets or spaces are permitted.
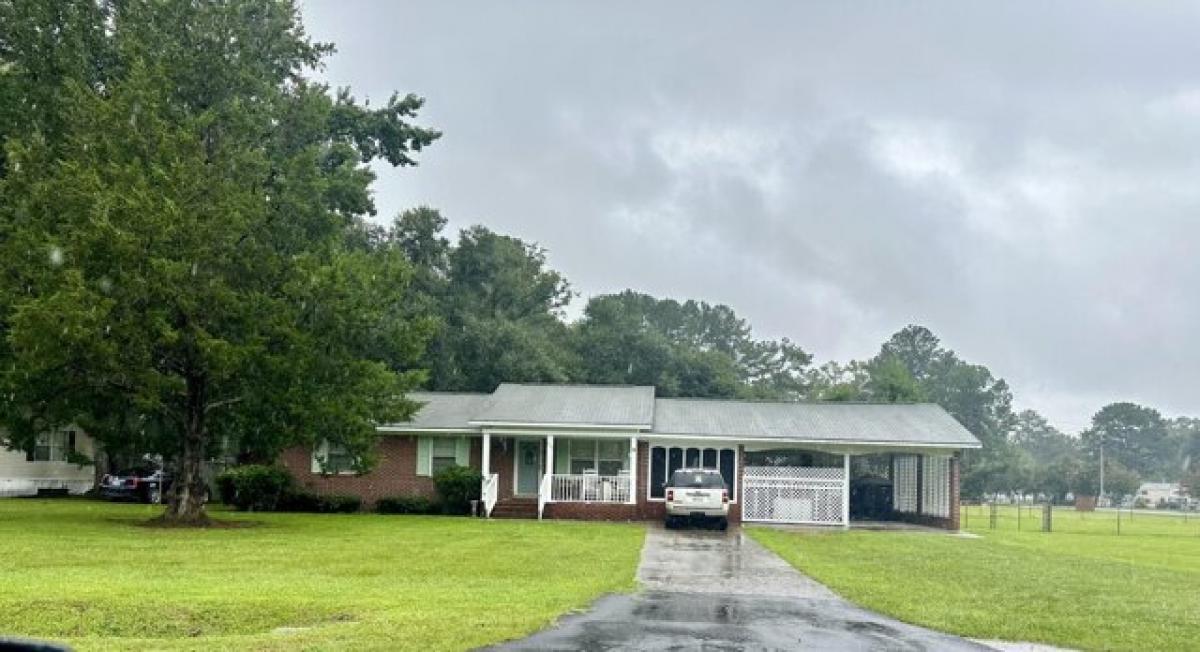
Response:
743,466,845,524
921,456,950,518
893,455,919,513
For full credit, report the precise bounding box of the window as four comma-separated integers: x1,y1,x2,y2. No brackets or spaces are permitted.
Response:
555,439,629,476
312,440,356,475
649,445,737,501
597,440,626,476
650,446,666,498
29,430,74,462
416,436,470,476
431,438,458,475
569,439,597,474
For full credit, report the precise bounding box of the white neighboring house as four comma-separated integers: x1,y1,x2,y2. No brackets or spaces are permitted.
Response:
1136,482,1184,507
1,427,96,497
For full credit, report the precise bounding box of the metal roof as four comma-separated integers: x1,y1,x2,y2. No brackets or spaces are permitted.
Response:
383,392,492,431
651,398,981,447
379,386,982,449
470,383,656,428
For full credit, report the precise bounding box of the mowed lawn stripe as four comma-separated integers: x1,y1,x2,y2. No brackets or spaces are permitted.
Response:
749,526,1200,652
0,500,644,651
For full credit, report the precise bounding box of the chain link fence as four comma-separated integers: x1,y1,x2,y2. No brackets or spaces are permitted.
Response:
962,500,1200,537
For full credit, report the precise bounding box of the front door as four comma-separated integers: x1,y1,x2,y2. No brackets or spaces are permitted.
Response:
516,439,542,496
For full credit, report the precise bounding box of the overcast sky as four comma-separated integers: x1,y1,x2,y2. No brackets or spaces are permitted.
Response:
301,1,1200,433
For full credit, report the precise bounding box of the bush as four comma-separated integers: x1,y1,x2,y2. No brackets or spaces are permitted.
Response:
432,465,482,515
376,495,437,515
216,465,294,511
278,489,323,512
278,490,361,513
315,494,362,513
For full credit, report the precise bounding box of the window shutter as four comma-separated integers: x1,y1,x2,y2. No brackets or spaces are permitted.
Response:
454,437,470,467
311,440,326,473
416,437,432,476
25,447,33,462
67,431,76,456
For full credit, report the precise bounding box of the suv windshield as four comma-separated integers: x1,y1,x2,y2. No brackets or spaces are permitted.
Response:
669,470,725,489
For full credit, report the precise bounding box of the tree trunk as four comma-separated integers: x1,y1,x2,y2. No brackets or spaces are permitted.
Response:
90,444,109,495
162,375,210,525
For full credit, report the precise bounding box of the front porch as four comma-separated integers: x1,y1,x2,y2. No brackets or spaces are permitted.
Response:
480,433,641,519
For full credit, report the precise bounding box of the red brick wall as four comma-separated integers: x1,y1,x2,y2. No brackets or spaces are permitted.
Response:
281,436,747,523
279,435,480,507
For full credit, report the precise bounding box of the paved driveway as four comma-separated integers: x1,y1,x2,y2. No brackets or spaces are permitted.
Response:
491,525,990,651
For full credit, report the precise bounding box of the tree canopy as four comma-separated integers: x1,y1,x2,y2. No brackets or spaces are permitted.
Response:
0,0,438,522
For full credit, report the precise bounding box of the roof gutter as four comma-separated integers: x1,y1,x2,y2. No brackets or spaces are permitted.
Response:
645,432,983,449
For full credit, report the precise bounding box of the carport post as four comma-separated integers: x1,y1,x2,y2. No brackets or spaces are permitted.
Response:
842,453,851,529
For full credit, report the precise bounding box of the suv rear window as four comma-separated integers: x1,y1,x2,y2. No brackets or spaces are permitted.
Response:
669,470,724,489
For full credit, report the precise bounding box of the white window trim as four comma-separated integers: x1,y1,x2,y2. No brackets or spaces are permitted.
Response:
646,444,739,504
311,440,358,476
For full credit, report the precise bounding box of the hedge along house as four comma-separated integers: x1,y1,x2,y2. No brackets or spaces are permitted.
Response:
280,383,981,529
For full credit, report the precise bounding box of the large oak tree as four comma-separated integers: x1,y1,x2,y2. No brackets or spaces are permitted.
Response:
0,0,438,523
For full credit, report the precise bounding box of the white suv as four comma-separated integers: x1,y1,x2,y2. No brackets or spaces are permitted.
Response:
665,468,729,530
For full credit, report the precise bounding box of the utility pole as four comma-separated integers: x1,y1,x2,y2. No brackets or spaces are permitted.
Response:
1099,443,1105,507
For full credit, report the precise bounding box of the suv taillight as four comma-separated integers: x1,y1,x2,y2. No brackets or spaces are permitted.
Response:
722,490,729,504
666,489,674,502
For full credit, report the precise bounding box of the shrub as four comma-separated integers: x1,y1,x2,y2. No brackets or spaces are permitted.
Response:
278,489,323,512
316,494,362,513
215,465,294,512
376,495,437,515
278,490,361,513
432,465,482,515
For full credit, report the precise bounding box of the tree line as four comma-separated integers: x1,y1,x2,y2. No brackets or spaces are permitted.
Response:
1,1,1195,523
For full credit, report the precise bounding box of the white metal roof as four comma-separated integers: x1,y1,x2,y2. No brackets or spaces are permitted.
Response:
378,384,982,449
470,383,656,428
382,392,492,431
651,398,981,447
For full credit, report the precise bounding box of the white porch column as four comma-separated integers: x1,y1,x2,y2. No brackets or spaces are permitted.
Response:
481,431,491,477
627,436,638,505
842,453,851,529
545,434,555,480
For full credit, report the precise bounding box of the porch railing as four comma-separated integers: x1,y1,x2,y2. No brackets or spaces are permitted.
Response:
481,473,499,518
548,474,631,504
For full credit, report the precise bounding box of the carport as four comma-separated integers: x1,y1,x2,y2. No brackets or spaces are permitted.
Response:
739,447,959,528
650,399,980,530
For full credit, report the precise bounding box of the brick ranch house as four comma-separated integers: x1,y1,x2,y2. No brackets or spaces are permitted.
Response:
281,383,980,529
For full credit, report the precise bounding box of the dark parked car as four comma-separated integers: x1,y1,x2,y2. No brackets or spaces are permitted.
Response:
100,466,172,504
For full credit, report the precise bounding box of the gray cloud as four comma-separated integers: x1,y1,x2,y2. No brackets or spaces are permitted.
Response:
303,0,1200,432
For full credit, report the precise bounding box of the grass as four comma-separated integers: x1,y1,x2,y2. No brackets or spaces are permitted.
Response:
0,499,645,651
748,509,1200,652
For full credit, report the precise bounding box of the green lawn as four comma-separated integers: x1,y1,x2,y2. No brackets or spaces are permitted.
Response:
0,499,645,651
749,512,1200,652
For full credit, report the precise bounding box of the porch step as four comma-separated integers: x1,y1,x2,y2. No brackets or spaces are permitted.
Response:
490,497,538,519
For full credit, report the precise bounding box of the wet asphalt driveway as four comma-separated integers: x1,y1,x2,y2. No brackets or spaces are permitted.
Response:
490,525,989,651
